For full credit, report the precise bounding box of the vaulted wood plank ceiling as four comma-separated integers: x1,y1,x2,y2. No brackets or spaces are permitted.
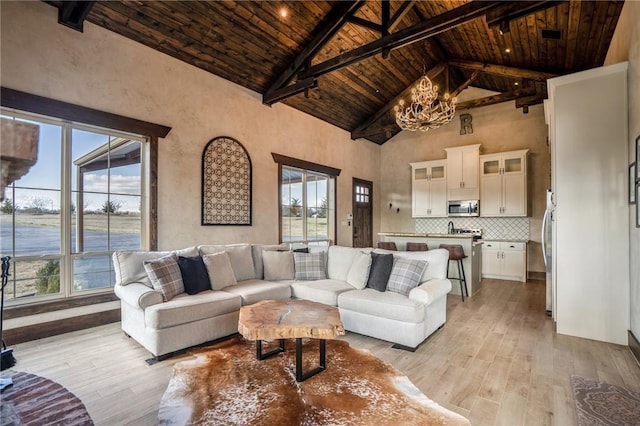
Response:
47,1,623,145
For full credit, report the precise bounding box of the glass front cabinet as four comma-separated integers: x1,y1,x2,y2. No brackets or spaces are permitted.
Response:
410,160,447,217
479,149,529,217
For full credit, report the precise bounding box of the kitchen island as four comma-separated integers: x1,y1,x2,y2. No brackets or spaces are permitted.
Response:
378,232,482,298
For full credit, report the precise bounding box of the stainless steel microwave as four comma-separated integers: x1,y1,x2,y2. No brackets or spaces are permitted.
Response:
448,200,479,217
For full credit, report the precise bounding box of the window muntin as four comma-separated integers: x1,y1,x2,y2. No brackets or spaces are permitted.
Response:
280,166,334,245
1,111,147,304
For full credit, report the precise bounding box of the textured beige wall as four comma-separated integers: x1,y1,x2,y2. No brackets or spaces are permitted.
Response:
0,1,380,249
380,87,550,273
605,1,640,341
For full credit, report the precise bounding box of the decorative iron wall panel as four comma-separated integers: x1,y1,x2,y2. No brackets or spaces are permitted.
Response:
202,136,251,225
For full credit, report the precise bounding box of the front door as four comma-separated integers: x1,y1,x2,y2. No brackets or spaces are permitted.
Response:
352,178,373,248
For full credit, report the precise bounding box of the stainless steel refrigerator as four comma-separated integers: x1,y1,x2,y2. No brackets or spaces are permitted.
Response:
541,189,553,318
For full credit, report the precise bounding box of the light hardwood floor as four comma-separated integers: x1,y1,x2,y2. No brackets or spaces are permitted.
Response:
8,279,640,425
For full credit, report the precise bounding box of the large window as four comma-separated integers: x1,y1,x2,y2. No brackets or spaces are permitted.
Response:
274,154,339,245
1,111,148,304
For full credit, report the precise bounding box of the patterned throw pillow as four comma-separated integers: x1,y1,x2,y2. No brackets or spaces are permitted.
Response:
143,253,184,301
293,251,326,280
386,257,428,296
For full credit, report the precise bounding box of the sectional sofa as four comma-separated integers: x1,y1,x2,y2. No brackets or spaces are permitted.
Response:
112,243,452,360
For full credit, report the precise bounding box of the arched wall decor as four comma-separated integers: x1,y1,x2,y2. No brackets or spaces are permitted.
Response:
202,136,252,225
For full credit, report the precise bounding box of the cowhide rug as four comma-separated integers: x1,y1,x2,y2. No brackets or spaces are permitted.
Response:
158,337,470,425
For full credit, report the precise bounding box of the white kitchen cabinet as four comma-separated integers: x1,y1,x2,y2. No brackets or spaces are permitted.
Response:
445,144,480,200
481,241,526,282
480,149,528,216
410,160,447,217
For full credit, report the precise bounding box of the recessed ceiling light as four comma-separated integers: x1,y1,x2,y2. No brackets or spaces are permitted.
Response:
375,89,380,93
505,48,511,53
514,82,519,86
279,7,288,18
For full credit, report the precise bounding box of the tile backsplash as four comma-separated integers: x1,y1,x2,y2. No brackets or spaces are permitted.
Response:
415,217,530,240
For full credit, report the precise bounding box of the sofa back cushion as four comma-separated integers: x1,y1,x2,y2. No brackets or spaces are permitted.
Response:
113,246,199,287
327,246,372,281
373,248,448,282
198,244,255,282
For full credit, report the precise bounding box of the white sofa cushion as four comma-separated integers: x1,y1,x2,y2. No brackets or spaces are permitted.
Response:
144,290,241,329
262,250,294,281
346,251,372,289
199,244,256,282
143,254,185,301
327,246,372,281
373,248,448,282
202,252,237,290
338,288,425,323
223,279,291,305
291,279,355,306
113,246,199,287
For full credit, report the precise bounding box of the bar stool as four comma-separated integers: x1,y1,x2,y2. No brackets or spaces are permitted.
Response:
439,244,469,301
406,242,428,251
376,241,397,251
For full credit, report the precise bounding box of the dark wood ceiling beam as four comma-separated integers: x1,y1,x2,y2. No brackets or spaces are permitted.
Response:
515,94,546,109
346,16,383,33
351,62,446,140
57,1,95,32
388,1,417,32
263,77,318,105
486,1,562,28
448,58,557,81
300,1,503,81
455,87,537,111
263,1,365,105
450,70,480,98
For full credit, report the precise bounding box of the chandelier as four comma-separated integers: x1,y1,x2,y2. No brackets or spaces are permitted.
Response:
394,74,457,132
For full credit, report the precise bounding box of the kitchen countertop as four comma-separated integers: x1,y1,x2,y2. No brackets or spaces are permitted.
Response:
378,232,475,239
478,239,529,243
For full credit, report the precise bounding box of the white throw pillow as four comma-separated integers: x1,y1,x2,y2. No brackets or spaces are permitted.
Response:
199,244,255,281
346,251,372,289
202,252,237,290
262,250,295,281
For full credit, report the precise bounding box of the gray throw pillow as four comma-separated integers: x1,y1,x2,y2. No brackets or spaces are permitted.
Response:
143,253,184,301
293,251,326,280
262,250,295,281
202,252,237,290
386,257,428,296
366,252,394,292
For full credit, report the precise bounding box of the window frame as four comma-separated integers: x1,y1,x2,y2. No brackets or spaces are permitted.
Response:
272,153,340,245
1,88,171,309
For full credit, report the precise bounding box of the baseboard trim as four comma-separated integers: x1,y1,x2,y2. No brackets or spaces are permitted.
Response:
629,330,640,367
3,309,120,345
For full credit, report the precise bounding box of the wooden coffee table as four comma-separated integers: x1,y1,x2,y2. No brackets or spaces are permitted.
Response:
238,299,345,382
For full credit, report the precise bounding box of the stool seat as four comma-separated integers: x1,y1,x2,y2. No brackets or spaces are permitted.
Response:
439,244,467,261
377,241,397,251
438,244,469,301
406,242,428,252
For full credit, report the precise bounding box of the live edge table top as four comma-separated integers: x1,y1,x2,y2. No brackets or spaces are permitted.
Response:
238,299,345,341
